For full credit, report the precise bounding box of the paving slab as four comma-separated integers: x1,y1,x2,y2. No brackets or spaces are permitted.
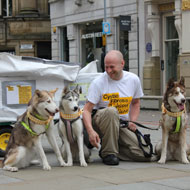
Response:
0,110,190,190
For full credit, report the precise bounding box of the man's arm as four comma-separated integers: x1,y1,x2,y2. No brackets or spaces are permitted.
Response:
83,101,100,148
128,98,141,131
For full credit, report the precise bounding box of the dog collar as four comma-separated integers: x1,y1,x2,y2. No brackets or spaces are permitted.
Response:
161,103,185,118
27,111,53,126
60,109,83,120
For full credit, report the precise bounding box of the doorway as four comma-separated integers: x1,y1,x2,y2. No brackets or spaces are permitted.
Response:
163,15,179,88
36,41,51,60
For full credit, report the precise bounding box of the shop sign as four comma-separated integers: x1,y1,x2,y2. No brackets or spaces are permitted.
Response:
182,0,190,11
20,44,33,50
81,32,103,39
158,3,174,12
119,15,131,31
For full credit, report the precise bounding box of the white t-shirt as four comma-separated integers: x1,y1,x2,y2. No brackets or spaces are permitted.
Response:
87,71,144,120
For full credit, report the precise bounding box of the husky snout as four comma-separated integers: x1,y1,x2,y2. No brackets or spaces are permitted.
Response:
73,106,78,111
181,98,185,104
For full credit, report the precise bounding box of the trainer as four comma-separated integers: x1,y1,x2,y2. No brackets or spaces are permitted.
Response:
83,50,143,165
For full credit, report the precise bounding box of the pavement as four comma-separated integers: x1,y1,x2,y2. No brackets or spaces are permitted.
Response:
1,110,190,190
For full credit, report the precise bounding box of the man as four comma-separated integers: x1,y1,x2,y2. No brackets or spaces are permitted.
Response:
83,50,144,165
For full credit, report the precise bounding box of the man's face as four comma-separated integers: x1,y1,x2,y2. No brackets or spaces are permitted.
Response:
105,56,124,80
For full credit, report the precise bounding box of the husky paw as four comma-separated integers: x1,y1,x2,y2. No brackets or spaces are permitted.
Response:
3,166,18,172
87,157,94,163
58,158,67,167
182,159,189,164
64,162,73,167
158,159,166,164
80,161,88,167
43,164,51,171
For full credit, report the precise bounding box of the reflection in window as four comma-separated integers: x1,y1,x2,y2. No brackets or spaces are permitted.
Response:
81,21,104,72
2,0,12,16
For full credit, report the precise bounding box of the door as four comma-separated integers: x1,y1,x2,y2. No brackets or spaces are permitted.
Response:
163,15,179,88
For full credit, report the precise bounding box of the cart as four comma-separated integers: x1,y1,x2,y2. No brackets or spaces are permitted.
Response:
0,53,101,156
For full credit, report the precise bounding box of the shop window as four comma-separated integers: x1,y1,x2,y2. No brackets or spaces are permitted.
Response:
2,0,12,16
117,16,130,71
165,16,179,81
81,21,104,72
60,27,69,62
120,31,129,71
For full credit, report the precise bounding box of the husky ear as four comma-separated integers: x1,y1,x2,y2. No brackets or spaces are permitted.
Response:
179,76,185,87
50,88,58,96
35,89,43,98
167,78,175,90
74,84,82,94
62,86,69,95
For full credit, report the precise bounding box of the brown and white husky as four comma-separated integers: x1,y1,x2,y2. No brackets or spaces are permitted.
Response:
3,89,66,172
155,77,190,164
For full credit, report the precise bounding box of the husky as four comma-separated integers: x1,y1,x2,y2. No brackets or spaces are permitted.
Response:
3,89,66,172
58,85,90,167
155,77,190,164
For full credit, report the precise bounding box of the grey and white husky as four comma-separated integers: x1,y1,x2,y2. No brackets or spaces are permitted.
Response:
3,89,66,172
58,85,90,167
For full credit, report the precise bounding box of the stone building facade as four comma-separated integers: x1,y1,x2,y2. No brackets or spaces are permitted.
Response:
0,0,51,59
144,0,190,96
50,0,145,79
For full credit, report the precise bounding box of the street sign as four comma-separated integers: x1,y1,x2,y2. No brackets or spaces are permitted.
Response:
102,22,111,35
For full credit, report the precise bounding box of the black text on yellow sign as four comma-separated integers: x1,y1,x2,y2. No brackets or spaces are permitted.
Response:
102,93,132,115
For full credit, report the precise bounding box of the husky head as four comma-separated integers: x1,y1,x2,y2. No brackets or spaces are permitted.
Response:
60,85,82,114
28,88,59,118
164,77,186,112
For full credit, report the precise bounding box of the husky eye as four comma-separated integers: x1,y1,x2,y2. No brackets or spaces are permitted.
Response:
47,100,51,103
68,98,72,101
175,92,179,95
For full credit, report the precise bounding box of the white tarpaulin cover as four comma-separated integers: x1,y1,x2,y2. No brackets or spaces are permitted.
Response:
0,53,80,81
0,53,101,122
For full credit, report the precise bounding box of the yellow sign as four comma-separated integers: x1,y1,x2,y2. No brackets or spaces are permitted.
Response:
158,3,175,12
102,34,106,46
17,85,32,104
182,0,190,10
7,86,14,91
102,93,132,115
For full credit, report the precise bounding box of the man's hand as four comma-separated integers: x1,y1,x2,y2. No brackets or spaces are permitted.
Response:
88,129,100,149
128,122,137,132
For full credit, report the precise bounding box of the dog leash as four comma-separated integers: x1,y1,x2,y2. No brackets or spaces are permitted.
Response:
120,120,159,130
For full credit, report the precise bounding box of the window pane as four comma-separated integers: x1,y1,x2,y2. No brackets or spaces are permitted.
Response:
165,40,179,81
120,31,129,71
166,16,178,39
81,21,103,71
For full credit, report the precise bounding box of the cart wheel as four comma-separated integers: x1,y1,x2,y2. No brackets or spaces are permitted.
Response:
0,128,12,157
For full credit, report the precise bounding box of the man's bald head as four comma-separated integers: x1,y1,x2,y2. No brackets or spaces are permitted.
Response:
104,50,124,63
104,50,125,80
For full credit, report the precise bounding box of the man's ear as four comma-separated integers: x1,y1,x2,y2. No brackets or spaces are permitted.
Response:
121,59,125,68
